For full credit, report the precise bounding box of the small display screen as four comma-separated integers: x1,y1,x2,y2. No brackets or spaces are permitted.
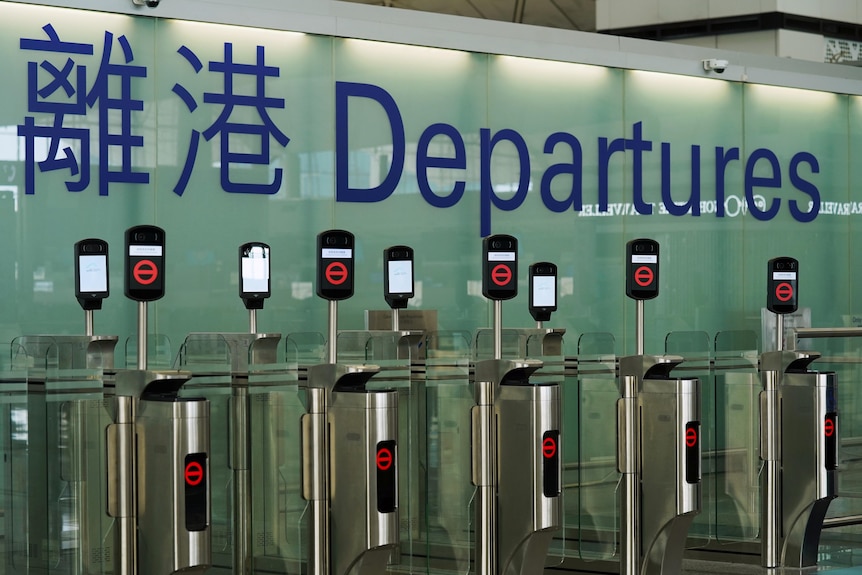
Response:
321,248,353,258
241,245,269,293
387,260,413,294
78,255,108,293
488,251,516,262
532,275,555,308
128,245,163,257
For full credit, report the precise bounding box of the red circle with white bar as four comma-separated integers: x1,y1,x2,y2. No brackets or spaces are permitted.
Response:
685,427,698,448
491,264,512,286
824,417,835,438
542,436,557,459
376,447,393,471
185,461,204,486
775,282,794,302
133,260,159,285
325,261,348,285
634,266,654,287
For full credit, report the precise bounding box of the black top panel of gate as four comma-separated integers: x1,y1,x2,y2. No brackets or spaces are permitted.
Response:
317,230,354,300
625,238,659,300
125,225,165,302
766,257,798,314
75,238,109,310
482,234,518,300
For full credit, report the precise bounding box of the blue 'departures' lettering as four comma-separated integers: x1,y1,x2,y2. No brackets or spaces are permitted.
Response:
335,81,822,236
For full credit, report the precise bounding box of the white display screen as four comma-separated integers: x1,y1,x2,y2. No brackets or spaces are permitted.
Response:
387,260,413,294
79,255,108,293
129,245,163,256
321,248,352,258
488,251,516,262
242,246,270,293
772,271,797,280
532,275,556,308
631,254,657,264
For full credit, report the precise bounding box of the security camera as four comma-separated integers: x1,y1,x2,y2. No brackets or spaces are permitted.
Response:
702,59,729,74
132,0,159,7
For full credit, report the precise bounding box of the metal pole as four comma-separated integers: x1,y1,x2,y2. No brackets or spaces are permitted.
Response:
494,300,502,360
232,386,252,575
84,310,94,337
620,374,640,575
113,395,137,575
391,308,399,332
304,388,329,575
636,300,645,356
137,301,147,371
328,300,337,364
776,314,785,352
536,321,543,330
761,368,780,568
474,380,497,575
70,401,88,575
249,309,258,335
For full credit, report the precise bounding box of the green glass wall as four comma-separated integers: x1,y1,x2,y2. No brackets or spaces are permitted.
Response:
0,1,858,357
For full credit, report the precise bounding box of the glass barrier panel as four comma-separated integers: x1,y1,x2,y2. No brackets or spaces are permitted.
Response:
577,333,616,357
7,336,113,574
123,334,173,369
283,332,326,367
474,328,526,360
712,330,761,544
252,378,305,575
574,336,618,561
423,331,473,575
1,344,31,574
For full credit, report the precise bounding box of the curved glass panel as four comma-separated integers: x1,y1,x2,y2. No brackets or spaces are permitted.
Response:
712,330,761,544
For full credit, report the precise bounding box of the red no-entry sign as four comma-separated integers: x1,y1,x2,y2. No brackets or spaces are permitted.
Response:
634,265,654,287
133,259,159,285
325,261,348,285
185,461,204,486
376,447,393,471
825,417,835,437
775,282,794,302
491,264,512,286
542,436,557,459
685,426,698,448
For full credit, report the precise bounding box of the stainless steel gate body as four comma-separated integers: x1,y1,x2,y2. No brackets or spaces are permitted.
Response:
760,350,838,568
472,358,562,575
619,355,702,575
108,369,211,575
301,362,399,575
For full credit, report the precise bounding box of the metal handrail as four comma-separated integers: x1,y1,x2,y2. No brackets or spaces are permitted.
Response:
787,327,862,350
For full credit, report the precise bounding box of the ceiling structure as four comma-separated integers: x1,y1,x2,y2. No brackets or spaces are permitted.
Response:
341,0,597,32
